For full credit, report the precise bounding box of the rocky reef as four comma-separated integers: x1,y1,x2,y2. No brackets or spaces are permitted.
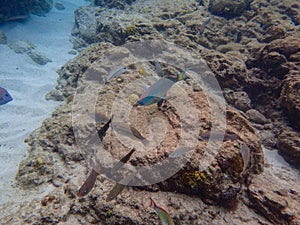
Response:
1,0,300,224
0,0,53,23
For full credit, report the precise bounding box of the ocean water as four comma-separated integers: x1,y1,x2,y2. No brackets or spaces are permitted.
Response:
0,0,89,205
0,0,299,223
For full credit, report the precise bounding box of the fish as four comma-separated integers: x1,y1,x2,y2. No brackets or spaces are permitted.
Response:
77,169,99,197
105,66,127,83
111,148,136,172
198,130,239,142
137,77,175,106
0,87,13,105
240,142,250,175
149,198,175,225
138,95,167,106
164,69,189,82
169,146,193,158
199,18,211,36
111,121,149,145
106,172,136,202
106,149,137,202
97,115,113,141
154,60,164,77
93,112,110,124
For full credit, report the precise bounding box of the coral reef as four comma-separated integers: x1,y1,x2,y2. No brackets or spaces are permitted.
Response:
1,0,300,224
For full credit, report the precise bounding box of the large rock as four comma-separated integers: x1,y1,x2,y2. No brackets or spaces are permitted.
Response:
201,50,249,89
94,0,136,9
208,0,250,19
31,0,53,16
248,165,300,225
0,0,31,23
278,127,300,168
0,0,53,23
9,40,52,65
0,42,269,224
281,72,300,129
256,37,300,79
224,89,252,112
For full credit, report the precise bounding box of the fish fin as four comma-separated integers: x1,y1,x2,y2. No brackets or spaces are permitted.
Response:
141,138,149,146
149,197,156,208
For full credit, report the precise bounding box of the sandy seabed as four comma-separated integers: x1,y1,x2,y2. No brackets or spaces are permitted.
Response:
0,0,88,205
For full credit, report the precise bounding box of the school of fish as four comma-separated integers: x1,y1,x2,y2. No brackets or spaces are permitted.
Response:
77,62,251,224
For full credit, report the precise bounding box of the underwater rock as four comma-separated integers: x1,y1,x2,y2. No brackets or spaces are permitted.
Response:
45,89,64,101
248,167,300,224
31,0,53,16
54,2,65,10
223,89,252,112
278,127,300,168
94,0,136,9
53,42,114,99
0,29,7,44
208,0,249,19
9,40,35,54
72,6,99,46
72,5,154,48
280,71,300,129
27,49,52,65
280,70,300,129
0,0,31,24
258,37,300,79
201,50,248,89
246,109,268,125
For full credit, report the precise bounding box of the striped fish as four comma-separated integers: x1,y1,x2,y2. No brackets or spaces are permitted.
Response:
150,198,175,225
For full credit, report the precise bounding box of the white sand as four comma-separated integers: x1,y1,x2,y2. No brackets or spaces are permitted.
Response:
0,0,89,205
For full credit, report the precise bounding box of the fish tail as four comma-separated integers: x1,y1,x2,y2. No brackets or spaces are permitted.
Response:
141,138,149,146
149,197,156,208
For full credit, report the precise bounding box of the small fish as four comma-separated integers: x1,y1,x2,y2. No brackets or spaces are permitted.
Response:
154,60,164,77
0,87,13,105
199,18,211,36
137,77,175,106
199,130,239,142
150,198,175,225
240,142,250,175
169,146,193,158
106,172,136,202
137,95,167,106
112,148,136,172
111,122,149,145
165,69,189,82
105,66,127,83
97,115,113,141
93,112,110,124
77,169,99,197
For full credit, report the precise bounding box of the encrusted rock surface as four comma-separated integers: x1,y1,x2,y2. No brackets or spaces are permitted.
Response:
94,0,136,9
8,40,52,65
0,0,53,23
278,127,300,168
208,0,250,18
1,0,300,224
